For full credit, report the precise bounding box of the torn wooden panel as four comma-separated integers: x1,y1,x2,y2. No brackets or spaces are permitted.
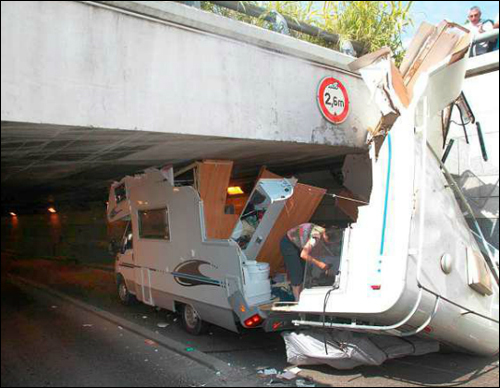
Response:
218,214,241,240
403,22,468,101
225,194,249,217
256,169,326,275
400,22,437,78
349,47,409,108
349,47,392,72
197,160,235,240
449,33,473,66
349,48,408,131
390,62,410,109
257,166,282,180
353,21,471,141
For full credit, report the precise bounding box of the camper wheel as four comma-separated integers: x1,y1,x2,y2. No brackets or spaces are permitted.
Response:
181,304,209,336
117,275,135,305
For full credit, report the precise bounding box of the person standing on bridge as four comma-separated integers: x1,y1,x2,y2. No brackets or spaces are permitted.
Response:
280,223,336,301
465,6,495,56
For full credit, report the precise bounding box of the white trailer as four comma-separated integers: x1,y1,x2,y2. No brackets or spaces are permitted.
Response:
271,25,500,357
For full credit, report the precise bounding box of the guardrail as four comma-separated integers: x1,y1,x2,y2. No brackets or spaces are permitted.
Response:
206,1,365,56
473,29,500,45
471,29,499,57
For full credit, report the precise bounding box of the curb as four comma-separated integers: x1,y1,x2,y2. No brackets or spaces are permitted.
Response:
8,275,233,375
1,250,115,273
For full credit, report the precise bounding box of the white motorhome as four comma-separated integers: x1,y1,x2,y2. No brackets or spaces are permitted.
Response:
107,162,327,335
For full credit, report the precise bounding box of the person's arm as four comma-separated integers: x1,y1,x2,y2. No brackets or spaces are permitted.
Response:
300,243,328,271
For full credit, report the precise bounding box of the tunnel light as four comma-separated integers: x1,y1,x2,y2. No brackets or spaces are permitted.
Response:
48,207,57,214
227,187,244,196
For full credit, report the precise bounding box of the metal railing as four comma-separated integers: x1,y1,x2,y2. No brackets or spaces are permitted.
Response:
205,1,365,56
473,29,500,45
471,29,499,57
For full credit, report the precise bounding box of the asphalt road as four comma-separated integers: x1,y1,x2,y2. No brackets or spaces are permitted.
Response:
0,276,229,387
1,255,498,387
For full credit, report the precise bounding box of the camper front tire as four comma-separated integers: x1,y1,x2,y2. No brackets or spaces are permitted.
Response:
181,304,209,336
117,275,136,306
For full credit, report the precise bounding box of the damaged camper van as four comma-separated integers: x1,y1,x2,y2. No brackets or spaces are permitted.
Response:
107,162,329,334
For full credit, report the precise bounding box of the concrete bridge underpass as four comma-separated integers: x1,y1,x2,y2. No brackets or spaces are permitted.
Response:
1,1,380,213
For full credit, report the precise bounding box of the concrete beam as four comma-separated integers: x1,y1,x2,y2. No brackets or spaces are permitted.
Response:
1,1,379,148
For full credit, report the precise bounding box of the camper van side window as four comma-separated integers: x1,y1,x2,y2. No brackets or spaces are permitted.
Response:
139,208,171,241
115,184,127,204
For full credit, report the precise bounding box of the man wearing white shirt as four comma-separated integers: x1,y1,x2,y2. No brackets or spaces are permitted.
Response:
465,6,495,56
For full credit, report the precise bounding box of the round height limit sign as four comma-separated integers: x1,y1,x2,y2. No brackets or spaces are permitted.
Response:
317,77,350,125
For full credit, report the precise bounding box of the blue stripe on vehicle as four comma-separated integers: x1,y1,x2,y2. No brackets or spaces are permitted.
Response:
380,134,393,256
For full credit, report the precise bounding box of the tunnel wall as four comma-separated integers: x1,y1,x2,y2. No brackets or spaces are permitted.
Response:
1,207,123,266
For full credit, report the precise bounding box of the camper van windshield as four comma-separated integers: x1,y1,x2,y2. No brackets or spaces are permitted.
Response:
303,228,344,289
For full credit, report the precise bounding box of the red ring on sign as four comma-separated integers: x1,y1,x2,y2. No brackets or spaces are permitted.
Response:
317,77,350,124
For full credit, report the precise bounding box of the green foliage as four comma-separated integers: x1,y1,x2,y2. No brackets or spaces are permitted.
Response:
200,1,414,63
319,1,414,63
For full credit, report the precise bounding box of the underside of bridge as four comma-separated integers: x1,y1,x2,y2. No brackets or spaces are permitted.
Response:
1,1,380,214
1,122,362,214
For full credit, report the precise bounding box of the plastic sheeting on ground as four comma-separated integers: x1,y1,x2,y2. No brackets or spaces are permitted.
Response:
283,330,440,370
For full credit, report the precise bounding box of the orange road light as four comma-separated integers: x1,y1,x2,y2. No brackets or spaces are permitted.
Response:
48,207,57,214
10,212,17,217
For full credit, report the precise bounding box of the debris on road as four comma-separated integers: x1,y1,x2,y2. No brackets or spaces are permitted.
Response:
277,370,298,381
283,330,439,370
295,379,316,388
266,379,290,387
157,322,169,328
288,367,302,375
258,368,279,376
144,339,157,347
